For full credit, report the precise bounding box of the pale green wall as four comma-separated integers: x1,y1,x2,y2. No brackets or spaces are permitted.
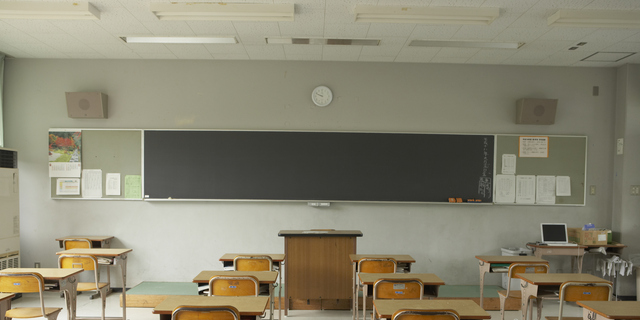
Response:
4,59,631,293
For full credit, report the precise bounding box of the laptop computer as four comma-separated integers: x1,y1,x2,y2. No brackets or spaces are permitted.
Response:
540,223,578,246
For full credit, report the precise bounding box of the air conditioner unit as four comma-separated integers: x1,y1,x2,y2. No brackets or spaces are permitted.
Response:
0,148,20,268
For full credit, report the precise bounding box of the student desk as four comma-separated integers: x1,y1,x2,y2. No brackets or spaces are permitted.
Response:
350,254,415,320
373,299,491,320
56,248,132,320
527,244,588,272
1,268,82,320
358,273,444,320
55,236,114,248
152,296,269,320
219,253,285,320
577,301,640,320
516,273,610,320
192,270,278,320
0,293,15,320
475,255,548,309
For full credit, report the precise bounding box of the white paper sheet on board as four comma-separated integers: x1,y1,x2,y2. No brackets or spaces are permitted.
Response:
536,175,556,204
105,173,121,196
501,154,516,174
515,175,536,204
49,162,81,177
82,169,102,198
495,174,516,203
519,136,549,158
56,178,80,195
556,176,571,196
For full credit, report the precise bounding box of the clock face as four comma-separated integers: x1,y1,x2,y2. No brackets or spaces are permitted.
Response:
312,86,333,107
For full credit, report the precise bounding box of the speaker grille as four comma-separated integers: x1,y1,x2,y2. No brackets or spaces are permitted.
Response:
0,149,18,168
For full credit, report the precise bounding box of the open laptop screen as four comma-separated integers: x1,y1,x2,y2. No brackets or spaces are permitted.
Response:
541,223,568,243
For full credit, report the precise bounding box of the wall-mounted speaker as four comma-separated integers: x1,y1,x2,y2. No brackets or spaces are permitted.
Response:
66,92,108,119
516,98,557,125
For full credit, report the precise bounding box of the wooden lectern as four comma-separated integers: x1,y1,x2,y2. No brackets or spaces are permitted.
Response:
278,230,363,313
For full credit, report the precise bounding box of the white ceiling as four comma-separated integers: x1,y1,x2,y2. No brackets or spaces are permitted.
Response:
1,0,640,67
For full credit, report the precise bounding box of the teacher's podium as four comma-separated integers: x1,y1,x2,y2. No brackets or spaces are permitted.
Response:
279,230,363,313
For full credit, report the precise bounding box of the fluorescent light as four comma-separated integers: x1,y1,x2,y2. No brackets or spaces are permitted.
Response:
0,1,99,20
150,2,294,22
548,10,640,28
581,52,636,62
409,40,524,49
122,37,238,44
354,5,499,25
266,38,380,46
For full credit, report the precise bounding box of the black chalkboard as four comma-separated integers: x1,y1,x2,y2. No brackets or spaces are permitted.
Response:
143,131,494,202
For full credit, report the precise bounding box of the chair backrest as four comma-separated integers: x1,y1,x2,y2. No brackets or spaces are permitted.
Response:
208,276,259,297
63,238,92,250
505,263,549,295
358,258,397,273
373,278,424,300
233,256,273,272
0,272,47,316
58,254,101,291
557,281,612,320
171,305,240,320
392,309,460,320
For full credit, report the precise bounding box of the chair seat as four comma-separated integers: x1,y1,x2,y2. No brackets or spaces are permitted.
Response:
545,317,582,320
6,307,62,318
77,282,109,292
497,290,522,299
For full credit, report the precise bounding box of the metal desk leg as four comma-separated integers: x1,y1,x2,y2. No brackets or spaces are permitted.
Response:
362,284,367,320
60,275,78,320
115,254,128,320
478,261,489,309
352,263,357,320
269,283,274,320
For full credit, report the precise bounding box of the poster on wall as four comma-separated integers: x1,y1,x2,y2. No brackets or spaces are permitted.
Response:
48,130,82,177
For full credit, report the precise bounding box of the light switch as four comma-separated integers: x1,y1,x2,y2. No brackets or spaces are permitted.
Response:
617,138,624,155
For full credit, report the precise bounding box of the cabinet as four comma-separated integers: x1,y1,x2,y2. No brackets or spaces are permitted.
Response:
0,148,19,270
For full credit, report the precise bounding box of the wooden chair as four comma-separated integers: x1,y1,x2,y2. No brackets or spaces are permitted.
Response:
372,279,424,320
0,272,62,320
62,238,92,250
208,276,259,297
58,254,109,320
357,258,397,320
545,281,612,320
171,305,240,320
392,309,460,320
233,256,273,272
497,263,550,320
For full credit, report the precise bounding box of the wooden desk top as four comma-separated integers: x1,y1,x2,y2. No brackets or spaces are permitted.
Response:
516,273,610,285
528,244,588,249
278,230,363,237
56,248,132,256
153,296,269,315
358,273,445,286
219,254,285,262
577,301,640,319
475,256,548,264
1,268,83,279
373,300,490,319
55,236,114,241
193,271,278,284
0,293,15,301
350,254,416,263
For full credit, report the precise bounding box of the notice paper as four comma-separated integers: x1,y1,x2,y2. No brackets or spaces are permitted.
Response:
81,169,102,198
49,162,81,178
495,174,516,203
556,176,571,196
124,175,142,199
501,154,516,174
56,178,80,195
519,136,549,158
536,175,556,204
515,175,536,204
105,173,121,196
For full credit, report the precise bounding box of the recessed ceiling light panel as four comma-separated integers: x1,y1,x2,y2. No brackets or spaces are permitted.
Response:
267,38,380,46
354,5,500,25
409,40,524,49
548,10,640,28
0,1,99,20
150,2,294,21
122,37,238,44
581,52,636,62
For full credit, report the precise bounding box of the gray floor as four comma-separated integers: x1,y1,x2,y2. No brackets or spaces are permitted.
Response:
10,291,586,320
